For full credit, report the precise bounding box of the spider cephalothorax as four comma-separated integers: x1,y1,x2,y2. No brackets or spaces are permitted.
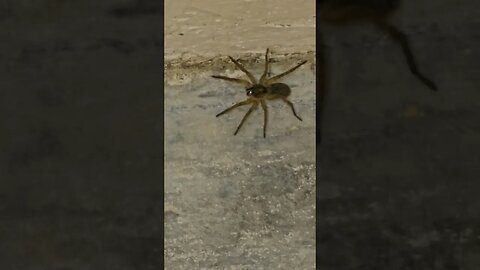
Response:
246,85,268,97
212,48,307,138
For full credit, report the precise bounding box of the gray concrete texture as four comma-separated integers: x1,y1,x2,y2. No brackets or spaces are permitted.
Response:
165,55,316,269
164,0,316,269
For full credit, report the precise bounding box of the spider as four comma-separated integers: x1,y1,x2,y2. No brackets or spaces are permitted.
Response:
212,48,307,138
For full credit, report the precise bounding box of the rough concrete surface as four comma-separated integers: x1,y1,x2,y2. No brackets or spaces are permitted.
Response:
318,0,480,269
164,1,316,269
165,56,316,269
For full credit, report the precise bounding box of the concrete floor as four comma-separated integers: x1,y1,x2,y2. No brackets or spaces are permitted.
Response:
164,55,316,269
164,1,316,268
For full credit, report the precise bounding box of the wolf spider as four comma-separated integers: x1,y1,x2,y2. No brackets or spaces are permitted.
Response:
212,48,307,138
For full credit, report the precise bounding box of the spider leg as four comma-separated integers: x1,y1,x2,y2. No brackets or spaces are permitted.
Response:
266,60,307,84
259,48,270,84
228,56,258,84
375,20,438,91
216,100,251,117
234,102,258,136
282,98,303,121
260,100,268,138
211,75,252,87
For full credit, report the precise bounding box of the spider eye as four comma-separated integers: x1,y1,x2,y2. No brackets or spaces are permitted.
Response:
247,90,253,95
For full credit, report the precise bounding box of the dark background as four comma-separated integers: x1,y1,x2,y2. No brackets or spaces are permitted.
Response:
318,0,480,269
1,0,163,269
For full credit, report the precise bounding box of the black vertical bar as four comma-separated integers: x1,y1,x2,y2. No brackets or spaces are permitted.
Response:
316,0,324,268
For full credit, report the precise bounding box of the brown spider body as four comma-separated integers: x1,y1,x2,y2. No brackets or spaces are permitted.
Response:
212,49,306,138
247,83,290,100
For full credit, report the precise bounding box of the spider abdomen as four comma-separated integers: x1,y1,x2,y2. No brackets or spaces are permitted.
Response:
267,83,291,99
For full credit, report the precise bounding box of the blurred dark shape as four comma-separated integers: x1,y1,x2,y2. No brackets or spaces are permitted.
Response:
318,0,437,91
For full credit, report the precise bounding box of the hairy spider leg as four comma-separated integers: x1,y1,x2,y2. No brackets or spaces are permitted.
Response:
228,56,258,84
266,60,308,84
282,98,303,121
260,100,268,138
375,20,438,91
211,75,252,87
234,102,259,135
259,48,270,84
216,100,252,117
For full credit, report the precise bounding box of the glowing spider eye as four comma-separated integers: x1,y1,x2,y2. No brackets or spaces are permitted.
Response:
247,90,253,95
